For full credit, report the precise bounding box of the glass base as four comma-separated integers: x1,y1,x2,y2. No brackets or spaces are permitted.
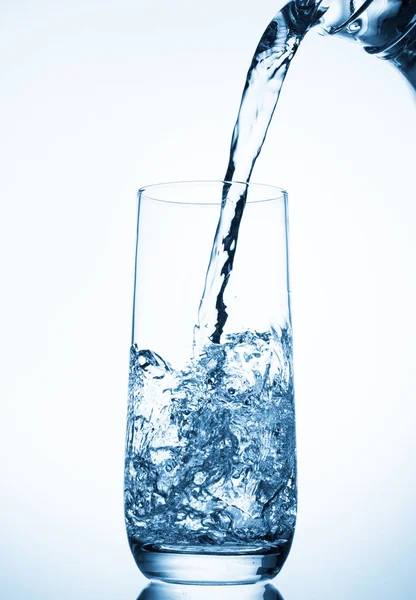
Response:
129,541,291,585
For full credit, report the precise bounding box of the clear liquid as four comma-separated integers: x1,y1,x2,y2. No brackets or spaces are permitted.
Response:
125,0,325,571
125,328,296,553
195,0,326,348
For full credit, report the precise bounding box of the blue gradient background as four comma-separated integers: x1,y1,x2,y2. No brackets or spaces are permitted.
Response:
0,1,415,598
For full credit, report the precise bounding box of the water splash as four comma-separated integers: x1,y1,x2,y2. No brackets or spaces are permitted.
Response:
125,328,296,551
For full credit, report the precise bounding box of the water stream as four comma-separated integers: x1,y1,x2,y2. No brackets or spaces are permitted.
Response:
195,0,326,348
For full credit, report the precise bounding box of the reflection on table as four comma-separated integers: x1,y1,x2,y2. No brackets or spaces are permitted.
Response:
137,581,284,600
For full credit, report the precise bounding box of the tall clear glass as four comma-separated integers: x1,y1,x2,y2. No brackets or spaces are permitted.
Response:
124,181,296,585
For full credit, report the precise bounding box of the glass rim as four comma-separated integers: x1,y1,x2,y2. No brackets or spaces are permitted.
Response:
137,180,287,205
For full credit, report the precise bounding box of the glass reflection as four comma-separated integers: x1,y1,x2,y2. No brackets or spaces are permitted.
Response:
137,581,284,600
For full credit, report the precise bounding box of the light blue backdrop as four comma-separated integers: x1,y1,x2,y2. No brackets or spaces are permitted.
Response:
0,0,415,599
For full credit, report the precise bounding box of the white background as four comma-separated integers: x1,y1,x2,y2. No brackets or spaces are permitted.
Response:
0,1,415,599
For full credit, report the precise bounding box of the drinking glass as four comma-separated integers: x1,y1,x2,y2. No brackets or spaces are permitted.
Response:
125,181,296,585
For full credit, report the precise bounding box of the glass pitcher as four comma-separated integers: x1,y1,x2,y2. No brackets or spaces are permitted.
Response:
318,0,416,89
